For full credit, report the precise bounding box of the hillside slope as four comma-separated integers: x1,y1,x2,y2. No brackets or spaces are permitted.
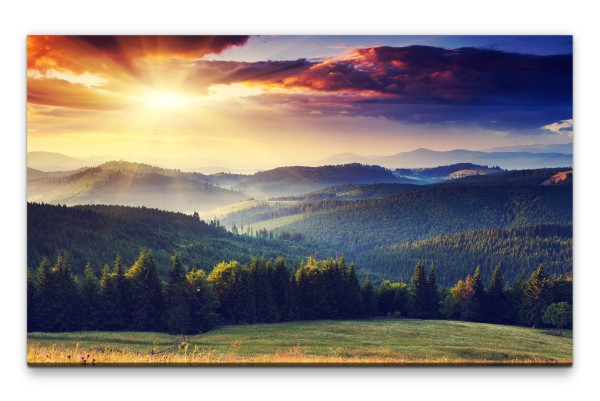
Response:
27,202,333,275
27,161,248,212
228,163,411,198
268,185,572,254
357,224,572,285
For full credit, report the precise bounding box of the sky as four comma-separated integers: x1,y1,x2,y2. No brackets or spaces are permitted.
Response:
27,35,573,170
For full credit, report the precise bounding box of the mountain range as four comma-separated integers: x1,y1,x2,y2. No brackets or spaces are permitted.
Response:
28,158,521,209
322,148,572,170
27,161,248,213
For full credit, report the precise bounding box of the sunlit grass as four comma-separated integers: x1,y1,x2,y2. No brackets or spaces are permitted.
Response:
27,319,572,366
246,214,305,232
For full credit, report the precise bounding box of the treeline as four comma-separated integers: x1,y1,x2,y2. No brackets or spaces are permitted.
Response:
27,202,333,277
357,224,572,285
28,251,219,334
28,249,572,334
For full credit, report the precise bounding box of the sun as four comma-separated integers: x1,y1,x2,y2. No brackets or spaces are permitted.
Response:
144,90,186,110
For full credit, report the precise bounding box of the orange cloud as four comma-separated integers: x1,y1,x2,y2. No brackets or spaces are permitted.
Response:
28,36,250,75
27,76,129,110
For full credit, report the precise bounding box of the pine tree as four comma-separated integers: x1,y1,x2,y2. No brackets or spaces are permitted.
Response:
470,266,485,321
34,257,53,331
99,263,121,330
360,277,378,317
410,262,428,318
522,265,553,328
345,262,363,318
294,257,322,320
186,268,220,333
270,257,294,321
208,261,255,324
426,264,440,318
79,262,100,330
484,265,509,323
27,268,38,332
164,254,191,334
126,249,164,331
113,254,130,329
250,258,278,323
51,253,81,331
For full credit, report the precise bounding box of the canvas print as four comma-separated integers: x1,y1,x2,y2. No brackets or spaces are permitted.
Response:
26,35,573,366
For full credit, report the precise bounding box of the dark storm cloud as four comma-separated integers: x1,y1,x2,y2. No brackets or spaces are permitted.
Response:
242,45,572,130
284,46,572,103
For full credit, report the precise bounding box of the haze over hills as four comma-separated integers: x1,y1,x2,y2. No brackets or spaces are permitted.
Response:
231,164,415,198
27,160,248,213
28,154,573,213
27,151,93,172
29,146,573,176
484,142,573,154
323,148,572,170
28,161,423,206
27,151,261,174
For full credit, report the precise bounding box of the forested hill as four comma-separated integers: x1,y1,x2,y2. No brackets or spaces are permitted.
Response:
271,184,572,255
446,167,573,186
230,163,415,198
27,160,248,213
357,224,572,286
27,203,334,277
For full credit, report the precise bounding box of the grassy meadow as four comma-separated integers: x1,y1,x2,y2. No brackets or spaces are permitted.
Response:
27,319,572,366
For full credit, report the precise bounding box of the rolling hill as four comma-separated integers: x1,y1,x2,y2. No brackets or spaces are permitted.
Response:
27,151,89,171
246,184,572,255
357,224,572,285
27,160,248,213
27,202,335,276
225,163,414,198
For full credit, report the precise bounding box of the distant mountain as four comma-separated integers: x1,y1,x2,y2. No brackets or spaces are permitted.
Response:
225,163,411,198
394,163,503,183
322,148,573,170
27,151,90,171
27,160,248,212
485,143,573,154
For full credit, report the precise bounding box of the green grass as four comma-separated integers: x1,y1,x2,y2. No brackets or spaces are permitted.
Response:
27,319,572,365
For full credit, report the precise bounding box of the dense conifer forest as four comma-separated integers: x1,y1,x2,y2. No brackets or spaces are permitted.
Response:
28,249,571,334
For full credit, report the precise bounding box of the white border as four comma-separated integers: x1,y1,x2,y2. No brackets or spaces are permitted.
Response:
2,1,597,400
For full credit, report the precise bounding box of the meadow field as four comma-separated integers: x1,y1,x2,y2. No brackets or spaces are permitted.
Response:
27,319,572,366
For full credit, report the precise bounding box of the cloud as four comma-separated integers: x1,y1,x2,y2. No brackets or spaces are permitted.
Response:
274,46,572,104
27,76,129,110
28,36,250,75
542,119,574,135
27,40,572,131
